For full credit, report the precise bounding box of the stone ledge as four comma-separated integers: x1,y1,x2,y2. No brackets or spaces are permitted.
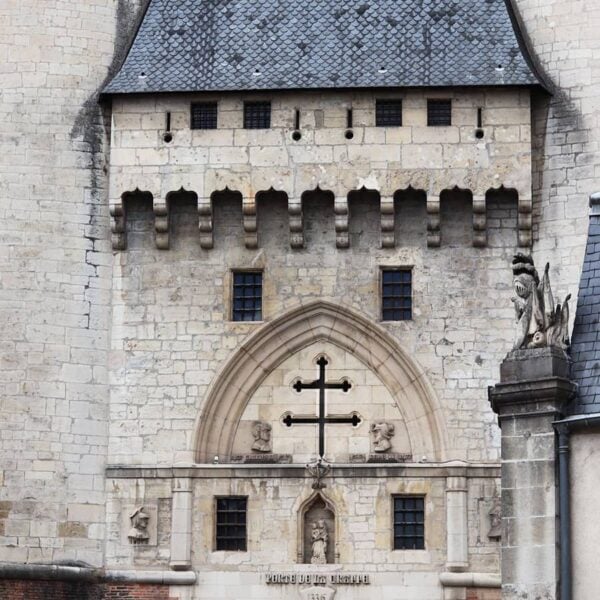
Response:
439,572,500,588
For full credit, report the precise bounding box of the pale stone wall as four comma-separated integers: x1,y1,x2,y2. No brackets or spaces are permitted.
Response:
0,0,146,565
513,0,600,301
570,429,600,600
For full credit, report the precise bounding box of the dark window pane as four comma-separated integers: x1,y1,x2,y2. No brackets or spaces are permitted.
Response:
244,102,271,129
216,497,247,551
376,99,403,127
427,99,452,126
232,272,262,321
382,269,412,321
393,496,425,550
191,103,218,129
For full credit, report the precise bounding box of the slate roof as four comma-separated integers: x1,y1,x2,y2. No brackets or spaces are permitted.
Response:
104,0,542,95
570,193,600,415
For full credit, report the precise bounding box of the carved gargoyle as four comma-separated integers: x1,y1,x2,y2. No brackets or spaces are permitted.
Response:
511,254,571,351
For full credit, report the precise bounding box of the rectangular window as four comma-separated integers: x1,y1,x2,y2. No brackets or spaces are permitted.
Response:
381,269,412,321
376,99,403,127
244,101,271,129
215,497,247,551
427,99,452,126
393,496,425,550
232,271,263,322
191,102,218,129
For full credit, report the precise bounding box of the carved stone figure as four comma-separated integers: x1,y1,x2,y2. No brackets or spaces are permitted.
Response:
371,422,395,452
310,519,328,564
511,254,571,351
487,495,502,540
251,421,272,453
128,506,150,544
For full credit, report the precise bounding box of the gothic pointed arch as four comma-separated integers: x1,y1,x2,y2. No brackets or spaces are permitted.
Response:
194,301,447,463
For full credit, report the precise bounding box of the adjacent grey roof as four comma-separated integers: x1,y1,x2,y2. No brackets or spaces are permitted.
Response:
104,0,542,94
570,194,600,415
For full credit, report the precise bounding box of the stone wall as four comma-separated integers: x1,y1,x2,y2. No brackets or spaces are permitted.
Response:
0,0,147,565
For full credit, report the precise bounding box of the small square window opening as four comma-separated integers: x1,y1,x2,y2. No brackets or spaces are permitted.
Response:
427,99,452,126
216,497,247,551
381,269,412,321
393,496,425,550
244,102,271,129
191,103,218,129
376,99,403,127
232,272,263,322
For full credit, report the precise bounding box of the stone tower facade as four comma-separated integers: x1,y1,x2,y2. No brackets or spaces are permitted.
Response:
1,1,599,600
0,0,147,566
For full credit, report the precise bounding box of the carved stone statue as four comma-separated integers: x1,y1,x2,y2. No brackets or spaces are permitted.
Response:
371,422,395,452
128,506,150,544
511,254,571,351
310,519,328,564
251,421,272,453
487,495,502,540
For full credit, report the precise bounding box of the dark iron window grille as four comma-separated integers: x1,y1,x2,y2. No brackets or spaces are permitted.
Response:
216,497,247,551
427,99,452,126
244,102,271,129
376,99,403,127
232,272,262,322
382,269,412,321
191,103,217,129
393,496,425,550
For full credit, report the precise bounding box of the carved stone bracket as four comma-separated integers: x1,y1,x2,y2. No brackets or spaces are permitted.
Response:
518,196,532,247
110,201,127,251
334,197,349,249
198,197,213,249
472,195,487,248
243,196,258,249
289,198,304,249
154,198,169,250
427,195,441,247
380,196,395,248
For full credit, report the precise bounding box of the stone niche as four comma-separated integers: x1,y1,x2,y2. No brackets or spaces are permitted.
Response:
302,493,336,565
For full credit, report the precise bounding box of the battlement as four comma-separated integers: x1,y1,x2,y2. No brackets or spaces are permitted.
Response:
109,88,533,250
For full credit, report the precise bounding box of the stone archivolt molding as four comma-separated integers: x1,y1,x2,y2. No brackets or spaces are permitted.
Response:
110,183,530,251
193,301,447,463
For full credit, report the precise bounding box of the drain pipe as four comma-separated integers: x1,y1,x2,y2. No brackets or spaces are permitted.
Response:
554,422,571,600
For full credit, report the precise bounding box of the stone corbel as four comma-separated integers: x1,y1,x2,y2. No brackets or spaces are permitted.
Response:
334,197,349,249
518,196,533,247
380,196,395,248
243,196,258,249
472,195,487,248
198,197,213,249
170,478,192,571
110,200,127,251
154,198,169,250
427,195,441,247
289,198,304,249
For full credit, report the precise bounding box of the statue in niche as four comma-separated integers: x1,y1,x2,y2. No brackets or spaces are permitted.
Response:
128,506,150,544
310,519,328,564
371,422,395,452
251,421,272,453
511,254,571,351
487,495,502,540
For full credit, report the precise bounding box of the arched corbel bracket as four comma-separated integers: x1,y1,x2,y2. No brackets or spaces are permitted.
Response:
154,198,170,250
289,198,304,249
334,197,349,249
243,196,258,249
518,196,532,247
380,196,395,248
472,195,487,248
427,195,441,248
198,197,213,249
110,201,127,251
